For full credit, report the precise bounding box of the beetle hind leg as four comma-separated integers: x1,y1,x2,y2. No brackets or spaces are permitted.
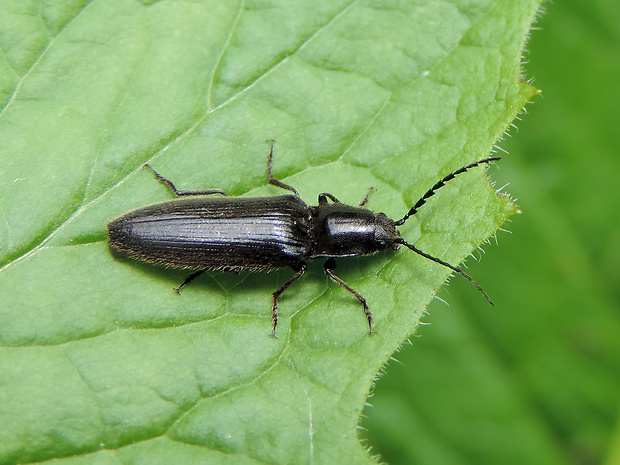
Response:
144,164,229,197
270,262,308,338
323,258,374,334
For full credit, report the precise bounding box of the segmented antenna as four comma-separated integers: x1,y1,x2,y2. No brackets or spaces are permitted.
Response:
393,238,494,305
394,157,501,226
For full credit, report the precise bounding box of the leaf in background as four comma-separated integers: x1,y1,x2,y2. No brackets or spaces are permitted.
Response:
0,0,539,464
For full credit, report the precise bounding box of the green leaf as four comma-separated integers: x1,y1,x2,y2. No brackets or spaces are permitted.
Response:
0,1,539,464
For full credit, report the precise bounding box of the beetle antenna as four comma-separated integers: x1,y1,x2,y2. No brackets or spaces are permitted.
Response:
394,157,500,226
394,238,493,305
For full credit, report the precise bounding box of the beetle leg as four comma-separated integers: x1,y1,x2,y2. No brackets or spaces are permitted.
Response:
270,262,308,338
318,193,340,205
144,164,229,197
358,187,375,208
320,189,373,207
266,140,301,197
323,258,374,334
173,269,206,294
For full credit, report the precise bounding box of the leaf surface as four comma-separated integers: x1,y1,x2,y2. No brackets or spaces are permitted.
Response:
0,1,539,463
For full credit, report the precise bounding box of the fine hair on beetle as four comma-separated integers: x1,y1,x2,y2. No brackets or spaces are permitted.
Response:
107,141,499,337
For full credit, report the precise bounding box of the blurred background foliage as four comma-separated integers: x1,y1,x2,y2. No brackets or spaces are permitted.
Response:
362,1,620,464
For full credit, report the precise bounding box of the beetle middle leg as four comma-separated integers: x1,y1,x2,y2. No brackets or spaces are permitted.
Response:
266,140,301,197
323,258,374,334
144,164,229,197
271,261,308,338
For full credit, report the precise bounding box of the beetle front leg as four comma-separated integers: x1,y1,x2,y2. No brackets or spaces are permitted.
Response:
318,193,341,205
323,258,374,334
358,187,375,207
319,188,374,207
174,269,206,294
271,262,307,338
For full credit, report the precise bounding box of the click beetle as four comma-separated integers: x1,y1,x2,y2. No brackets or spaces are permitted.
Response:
108,141,499,337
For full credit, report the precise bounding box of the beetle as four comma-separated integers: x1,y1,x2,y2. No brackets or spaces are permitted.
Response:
108,141,499,337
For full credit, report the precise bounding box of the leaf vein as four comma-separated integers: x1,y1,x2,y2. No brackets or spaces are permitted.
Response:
0,0,97,118
206,0,246,111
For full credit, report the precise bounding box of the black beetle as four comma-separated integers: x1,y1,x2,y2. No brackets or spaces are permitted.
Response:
108,141,499,337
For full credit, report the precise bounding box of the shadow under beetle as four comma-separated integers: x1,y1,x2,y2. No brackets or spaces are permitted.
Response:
108,141,499,337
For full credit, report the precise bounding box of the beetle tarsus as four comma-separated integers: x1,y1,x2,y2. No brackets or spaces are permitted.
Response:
270,301,278,339
270,262,307,337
